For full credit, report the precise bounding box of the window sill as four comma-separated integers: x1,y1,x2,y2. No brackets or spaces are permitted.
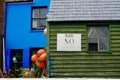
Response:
29,30,43,33
87,51,112,54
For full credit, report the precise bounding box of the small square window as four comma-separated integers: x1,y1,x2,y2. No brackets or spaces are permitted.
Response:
32,7,47,30
88,26,109,52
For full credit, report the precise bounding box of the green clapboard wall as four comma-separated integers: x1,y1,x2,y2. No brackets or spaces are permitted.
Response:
47,22,120,78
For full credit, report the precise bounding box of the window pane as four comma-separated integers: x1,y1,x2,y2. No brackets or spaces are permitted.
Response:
33,9,40,18
88,38,97,43
88,27,98,38
32,19,38,29
40,19,46,26
40,8,47,18
89,43,98,51
98,27,108,37
98,27,109,51
32,19,46,30
88,27,98,43
99,37,109,51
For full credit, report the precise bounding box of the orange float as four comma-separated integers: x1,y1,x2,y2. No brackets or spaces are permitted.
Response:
36,49,46,57
31,54,37,63
44,28,47,36
36,58,46,68
39,53,46,62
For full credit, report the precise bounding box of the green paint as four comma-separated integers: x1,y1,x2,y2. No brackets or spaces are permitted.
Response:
47,22,120,78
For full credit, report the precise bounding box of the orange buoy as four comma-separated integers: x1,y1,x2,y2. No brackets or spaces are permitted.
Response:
39,53,46,62
31,54,37,63
44,28,47,36
36,49,46,57
36,59,46,69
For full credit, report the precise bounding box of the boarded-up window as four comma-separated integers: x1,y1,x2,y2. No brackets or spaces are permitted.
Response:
88,26,109,51
32,7,47,30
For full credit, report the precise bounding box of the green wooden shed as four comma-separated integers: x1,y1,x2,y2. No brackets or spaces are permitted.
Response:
47,0,120,78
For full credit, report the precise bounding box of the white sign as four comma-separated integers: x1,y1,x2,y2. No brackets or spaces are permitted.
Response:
57,33,81,51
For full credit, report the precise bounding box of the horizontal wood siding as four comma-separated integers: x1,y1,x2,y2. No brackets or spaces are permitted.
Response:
110,25,120,54
48,22,120,78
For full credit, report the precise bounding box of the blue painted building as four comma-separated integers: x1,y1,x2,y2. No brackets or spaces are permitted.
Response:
5,0,50,72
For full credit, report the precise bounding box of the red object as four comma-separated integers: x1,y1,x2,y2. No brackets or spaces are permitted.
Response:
44,28,47,36
36,59,46,68
37,49,46,57
31,54,37,63
39,53,46,62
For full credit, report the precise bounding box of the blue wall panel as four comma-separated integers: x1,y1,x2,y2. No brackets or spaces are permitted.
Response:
5,0,50,72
